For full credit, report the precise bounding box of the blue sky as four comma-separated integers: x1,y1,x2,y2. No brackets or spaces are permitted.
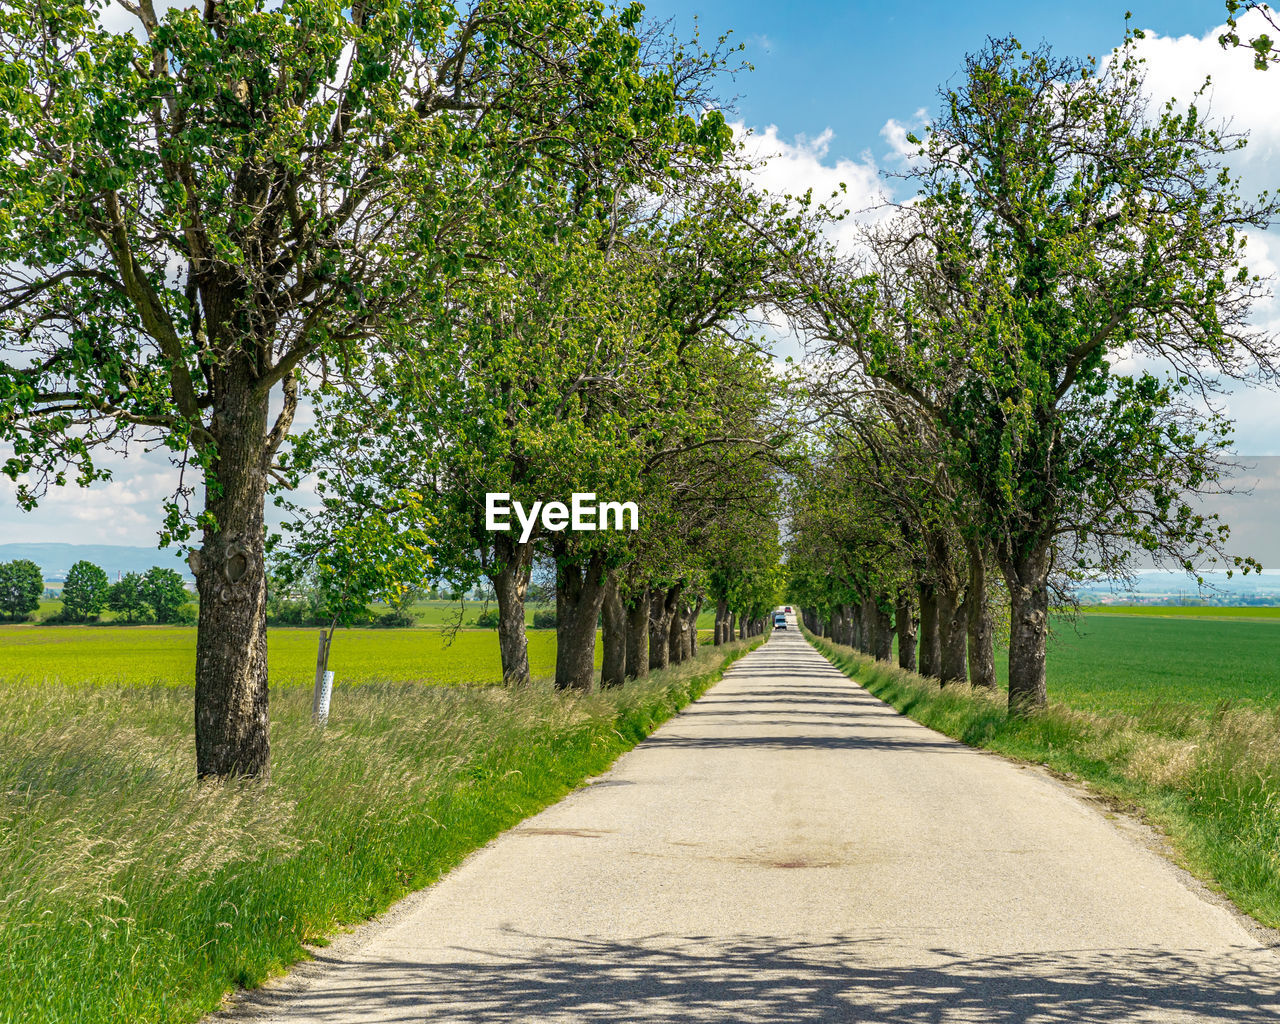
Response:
642,0,1233,166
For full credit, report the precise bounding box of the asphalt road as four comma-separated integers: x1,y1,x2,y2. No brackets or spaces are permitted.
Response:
224,624,1280,1023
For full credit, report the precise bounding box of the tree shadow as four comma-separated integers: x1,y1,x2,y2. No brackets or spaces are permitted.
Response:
242,931,1280,1023
643,733,964,752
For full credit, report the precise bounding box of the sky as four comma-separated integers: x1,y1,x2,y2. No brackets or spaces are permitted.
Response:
2,0,1278,559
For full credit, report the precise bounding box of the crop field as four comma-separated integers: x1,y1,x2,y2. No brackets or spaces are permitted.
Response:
0,626,599,687
1029,610,1280,714
1080,604,1280,621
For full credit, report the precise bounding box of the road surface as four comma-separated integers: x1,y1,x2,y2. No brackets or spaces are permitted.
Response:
223,625,1280,1023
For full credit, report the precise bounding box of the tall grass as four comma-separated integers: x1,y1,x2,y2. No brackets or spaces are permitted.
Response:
0,639,761,1024
807,630,1280,930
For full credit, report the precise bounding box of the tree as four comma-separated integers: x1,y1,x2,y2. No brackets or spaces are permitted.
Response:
61,559,109,621
107,573,148,623
0,559,42,621
140,567,191,624
0,0,695,777
286,105,751,690
793,38,1278,712
1222,2,1279,68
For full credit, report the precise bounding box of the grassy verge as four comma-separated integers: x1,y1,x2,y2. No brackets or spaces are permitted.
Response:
0,637,762,1024
805,628,1280,931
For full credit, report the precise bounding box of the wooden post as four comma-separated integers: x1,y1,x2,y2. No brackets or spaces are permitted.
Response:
311,629,332,724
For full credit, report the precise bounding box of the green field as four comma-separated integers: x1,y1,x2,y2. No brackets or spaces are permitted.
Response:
1026,611,1280,714
887,607,1280,715
1079,604,1280,621
0,624,589,687
0,624,729,687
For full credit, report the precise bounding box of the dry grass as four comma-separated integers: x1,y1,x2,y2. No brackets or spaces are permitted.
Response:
0,639,761,1024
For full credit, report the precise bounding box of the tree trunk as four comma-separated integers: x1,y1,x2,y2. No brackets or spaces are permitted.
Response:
966,541,998,689
738,611,746,639
554,550,606,691
728,610,738,641
625,588,649,680
917,581,941,679
649,584,680,671
860,597,877,655
194,371,271,779
668,600,684,664
1003,544,1051,713
684,596,702,658
714,597,728,645
488,533,534,687
872,596,894,662
601,570,626,688
936,581,967,686
895,593,918,673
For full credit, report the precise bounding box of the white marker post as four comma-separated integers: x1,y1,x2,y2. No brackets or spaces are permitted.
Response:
314,670,334,728
312,629,334,726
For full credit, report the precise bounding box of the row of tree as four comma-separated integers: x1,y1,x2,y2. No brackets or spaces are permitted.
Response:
1,0,791,777
784,34,1276,712
0,558,193,623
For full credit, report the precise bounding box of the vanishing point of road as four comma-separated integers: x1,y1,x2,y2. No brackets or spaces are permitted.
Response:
224,626,1280,1023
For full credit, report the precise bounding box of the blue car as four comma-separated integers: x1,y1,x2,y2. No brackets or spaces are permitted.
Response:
773,611,787,629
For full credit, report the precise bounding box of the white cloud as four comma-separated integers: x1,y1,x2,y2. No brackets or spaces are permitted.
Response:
732,121,894,258
735,122,889,213
880,107,929,163
98,0,188,37
1129,11,1280,188
0,446,181,544
1121,13,1280,453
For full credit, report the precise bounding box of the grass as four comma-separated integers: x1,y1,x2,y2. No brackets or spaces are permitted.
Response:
1018,613,1280,714
0,626,599,687
1079,604,1280,621
807,627,1280,932
0,635,763,1024
402,599,553,627
22,597,720,631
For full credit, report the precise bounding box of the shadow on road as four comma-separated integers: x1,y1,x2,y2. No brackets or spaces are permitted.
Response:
644,733,963,753
252,931,1280,1023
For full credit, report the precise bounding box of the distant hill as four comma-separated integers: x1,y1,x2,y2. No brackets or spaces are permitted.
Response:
0,543,192,584
1075,570,1280,606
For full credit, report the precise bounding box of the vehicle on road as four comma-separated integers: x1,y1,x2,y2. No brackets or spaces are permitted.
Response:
773,611,787,629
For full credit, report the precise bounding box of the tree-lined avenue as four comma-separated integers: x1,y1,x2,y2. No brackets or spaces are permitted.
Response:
221,626,1280,1024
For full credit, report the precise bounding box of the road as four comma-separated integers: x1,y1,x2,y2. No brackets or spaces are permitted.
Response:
223,625,1280,1023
